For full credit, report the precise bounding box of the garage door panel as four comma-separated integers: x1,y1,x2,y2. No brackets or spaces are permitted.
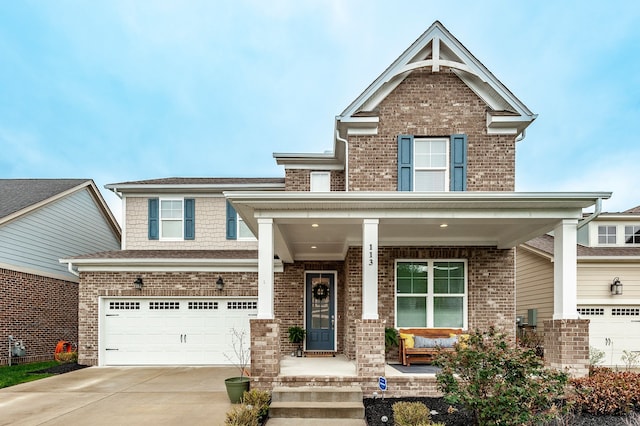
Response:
102,298,256,366
579,306,640,367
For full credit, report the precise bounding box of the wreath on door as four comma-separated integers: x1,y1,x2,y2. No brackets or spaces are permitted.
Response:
312,283,329,300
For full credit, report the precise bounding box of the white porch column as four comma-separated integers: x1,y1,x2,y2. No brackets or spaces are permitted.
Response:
362,219,379,320
257,218,274,319
553,219,579,320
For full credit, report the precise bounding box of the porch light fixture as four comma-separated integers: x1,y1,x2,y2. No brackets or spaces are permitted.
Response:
216,276,224,291
440,223,448,228
311,223,319,228
610,277,623,295
133,277,144,291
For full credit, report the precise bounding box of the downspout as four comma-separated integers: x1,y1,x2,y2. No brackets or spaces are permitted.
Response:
336,129,349,192
578,198,602,229
67,261,80,277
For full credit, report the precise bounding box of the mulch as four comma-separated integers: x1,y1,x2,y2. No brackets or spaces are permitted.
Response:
30,363,89,375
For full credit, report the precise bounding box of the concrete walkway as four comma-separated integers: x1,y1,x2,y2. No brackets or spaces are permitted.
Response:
0,366,236,426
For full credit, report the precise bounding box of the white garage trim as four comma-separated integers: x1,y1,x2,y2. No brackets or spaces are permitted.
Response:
99,297,256,366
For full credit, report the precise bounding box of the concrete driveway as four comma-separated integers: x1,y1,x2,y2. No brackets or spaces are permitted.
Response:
0,366,236,426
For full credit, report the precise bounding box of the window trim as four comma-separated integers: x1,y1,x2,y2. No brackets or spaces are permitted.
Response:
413,137,450,192
394,259,468,329
597,225,617,245
159,197,184,241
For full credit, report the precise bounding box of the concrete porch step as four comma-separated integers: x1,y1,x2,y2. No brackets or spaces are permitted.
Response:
266,419,366,425
271,385,362,403
270,386,364,420
269,401,365,419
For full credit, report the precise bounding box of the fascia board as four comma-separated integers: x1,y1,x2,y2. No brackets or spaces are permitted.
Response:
106,183,286,194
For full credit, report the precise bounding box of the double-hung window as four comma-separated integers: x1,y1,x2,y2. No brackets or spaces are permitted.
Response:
148,198,195,240
414,138,448,191
395,260,467,328
160,199,183,239
398,134,467,192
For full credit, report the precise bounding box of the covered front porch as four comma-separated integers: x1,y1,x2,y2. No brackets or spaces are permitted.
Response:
228,191,610,394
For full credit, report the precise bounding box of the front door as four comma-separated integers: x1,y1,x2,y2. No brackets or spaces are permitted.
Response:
305,273,335,351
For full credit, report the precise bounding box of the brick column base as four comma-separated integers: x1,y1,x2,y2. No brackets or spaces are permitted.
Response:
543,319,589,377
250,319,280,385
355,319,385,378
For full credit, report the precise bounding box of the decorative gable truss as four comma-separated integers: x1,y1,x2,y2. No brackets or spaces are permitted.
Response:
337,21,537,139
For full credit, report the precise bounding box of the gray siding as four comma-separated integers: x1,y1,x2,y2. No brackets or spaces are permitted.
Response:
0,189,120,279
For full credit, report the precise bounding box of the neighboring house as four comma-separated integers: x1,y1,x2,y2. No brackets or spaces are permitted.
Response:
63,22,609,396
0,179,121,365
517,206,640,367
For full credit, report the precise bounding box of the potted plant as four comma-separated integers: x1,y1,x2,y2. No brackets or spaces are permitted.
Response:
224,328,251,403
288,326,306,357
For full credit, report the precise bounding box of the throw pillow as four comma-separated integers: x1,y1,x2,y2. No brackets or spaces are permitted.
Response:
399,333,414,349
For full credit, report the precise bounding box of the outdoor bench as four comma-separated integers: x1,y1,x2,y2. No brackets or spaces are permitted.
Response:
399,328,464,366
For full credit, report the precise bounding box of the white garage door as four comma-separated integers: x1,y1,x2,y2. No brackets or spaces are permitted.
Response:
102,298,256,366
579,306,640,367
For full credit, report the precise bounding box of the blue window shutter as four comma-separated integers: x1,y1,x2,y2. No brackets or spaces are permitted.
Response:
226,200,237,240
184,198,195,240
398,134,414,191
450,134,467,191
148,198,159,240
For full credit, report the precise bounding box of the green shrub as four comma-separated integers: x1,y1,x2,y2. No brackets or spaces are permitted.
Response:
569,368,640,415
435,327,568,426
224,404,259,426
241,389,270,420
392,401,431,426
385,327,399,351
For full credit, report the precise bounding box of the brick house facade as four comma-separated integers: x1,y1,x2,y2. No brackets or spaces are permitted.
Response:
65,22,607,394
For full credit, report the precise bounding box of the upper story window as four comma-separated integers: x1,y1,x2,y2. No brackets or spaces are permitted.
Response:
310,172,331,192
598,225,616,244
237,215,256,240
414,138,448,191
625,225,640,244
148,198,195,241
160,199,183,239
395,260,467,328
398,134,467,192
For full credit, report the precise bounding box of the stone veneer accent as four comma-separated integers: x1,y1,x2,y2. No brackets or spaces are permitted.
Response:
250,319,281,387
543,319,590,377
78,271,257,366
124,196,258,250
0,268,78,365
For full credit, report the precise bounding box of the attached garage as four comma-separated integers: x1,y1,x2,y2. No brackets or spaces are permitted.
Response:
579,306,640,367
101,297,257,366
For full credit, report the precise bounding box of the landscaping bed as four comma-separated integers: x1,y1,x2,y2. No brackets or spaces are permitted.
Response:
364,397,640,425
30,362,89,375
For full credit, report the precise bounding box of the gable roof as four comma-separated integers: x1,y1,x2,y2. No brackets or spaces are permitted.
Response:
0,178,121,238
337,21,536,139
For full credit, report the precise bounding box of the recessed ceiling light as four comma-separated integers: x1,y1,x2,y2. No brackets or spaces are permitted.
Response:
440,223,448,228
311,245,317,249
311,223,319,228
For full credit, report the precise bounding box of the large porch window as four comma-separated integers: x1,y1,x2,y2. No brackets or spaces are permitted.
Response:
395,260,467,328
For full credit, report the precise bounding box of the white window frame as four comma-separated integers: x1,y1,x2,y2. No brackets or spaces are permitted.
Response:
237,214,256,241
394,259,468,329
597,225,617,245
310,171,331,192
413,137,449,192
159,198,184,241
625,225,640,245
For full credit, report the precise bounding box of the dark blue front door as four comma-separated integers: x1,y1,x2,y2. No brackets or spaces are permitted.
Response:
305,273,335,351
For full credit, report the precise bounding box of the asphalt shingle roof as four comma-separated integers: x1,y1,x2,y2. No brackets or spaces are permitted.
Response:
524,234,640,257
109,177,284,186
0,179,89,219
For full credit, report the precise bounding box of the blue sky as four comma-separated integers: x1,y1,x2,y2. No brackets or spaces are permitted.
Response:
1,1,639,222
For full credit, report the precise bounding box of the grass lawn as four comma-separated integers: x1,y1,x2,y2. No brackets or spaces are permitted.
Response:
0,361,58,389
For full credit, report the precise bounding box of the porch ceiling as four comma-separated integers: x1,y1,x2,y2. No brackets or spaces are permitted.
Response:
225,191,611,262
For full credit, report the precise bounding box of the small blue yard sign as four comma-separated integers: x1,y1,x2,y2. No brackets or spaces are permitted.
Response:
378,376,387,392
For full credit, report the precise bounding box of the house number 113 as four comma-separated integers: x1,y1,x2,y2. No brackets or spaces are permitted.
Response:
368,244,374,266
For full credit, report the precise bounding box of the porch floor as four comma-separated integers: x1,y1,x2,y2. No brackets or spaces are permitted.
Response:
278,356,439,378
279,355,357,377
